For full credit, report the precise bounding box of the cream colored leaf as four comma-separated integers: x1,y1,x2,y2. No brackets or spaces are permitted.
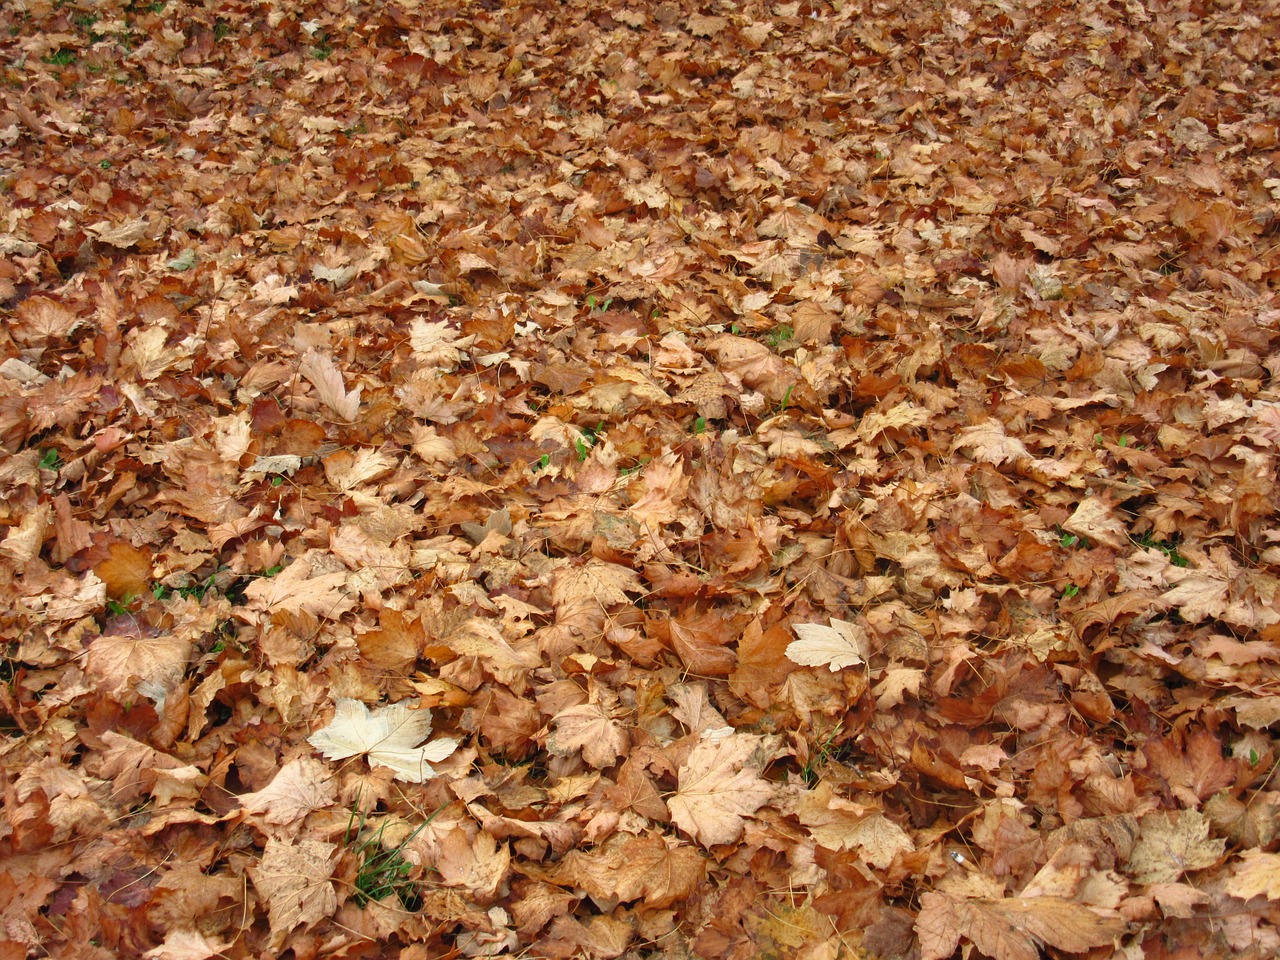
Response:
299,349,361,421
668,732,776,847
786,618,868,672
1226,850,1280,901
238,757,337,825
308,698,459,783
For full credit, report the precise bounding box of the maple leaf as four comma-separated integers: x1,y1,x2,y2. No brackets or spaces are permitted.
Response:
791,782,915,868
248,837,339,950
242,552,354,619
308,698,459,783
238,757,337,825
916,892,1124,960
551,559,644,610
1227,850,1280,901
85,632,192,700
668,731,777,847
546,702,629,769
954,422,1031,466
553,833,705,909
1062,495,1129,550
141,929,233,960
299,348,362,421
785,618,868,672
1127,809,1226,884
433,827,511,899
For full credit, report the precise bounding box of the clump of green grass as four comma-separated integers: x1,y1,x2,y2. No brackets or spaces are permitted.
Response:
344,801,442,910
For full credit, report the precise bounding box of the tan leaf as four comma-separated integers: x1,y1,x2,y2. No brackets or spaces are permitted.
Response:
547,702,629,769
1226,850,1280,901
238,757,337,825
299,349,361,421
93,541,153,600
552,559,643,609
0,501,50,564
122,325,172,380
434,828,510,899
248,837,338,950
1062,496,1129,550
1127,810,1225,884
872,667,925,710
323,447,395,492
242,553,353,619
668,731,777,847
917,892,1123,960
142,929,233,960
553,833,705,909
954,422,1030,466
87,216,156,247
86,633,191,698
13,296,82,344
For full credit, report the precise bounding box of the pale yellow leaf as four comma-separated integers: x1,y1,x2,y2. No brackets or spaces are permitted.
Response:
308,698,458,783
786,618,868,672
1227,850,1280,901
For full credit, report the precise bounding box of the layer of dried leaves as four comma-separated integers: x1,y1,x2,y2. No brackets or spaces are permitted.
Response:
3,0,1280,958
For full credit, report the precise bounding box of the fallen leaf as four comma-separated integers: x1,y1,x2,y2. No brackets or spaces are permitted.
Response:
249,837,339,950
786,618,868,672
308,698,459,782
668,731,777,847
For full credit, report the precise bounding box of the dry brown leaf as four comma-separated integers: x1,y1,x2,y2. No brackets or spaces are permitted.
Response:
249,837,339,950
917,892,1123,960
547,702,629,769
668,731,777,847
238,757,337,825
1127,810,1226,885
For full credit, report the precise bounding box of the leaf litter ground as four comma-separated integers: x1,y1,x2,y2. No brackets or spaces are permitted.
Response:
2,1,1279,958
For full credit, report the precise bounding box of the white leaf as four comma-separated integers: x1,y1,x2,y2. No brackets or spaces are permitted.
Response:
308,698,458,783
785,618,868,671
